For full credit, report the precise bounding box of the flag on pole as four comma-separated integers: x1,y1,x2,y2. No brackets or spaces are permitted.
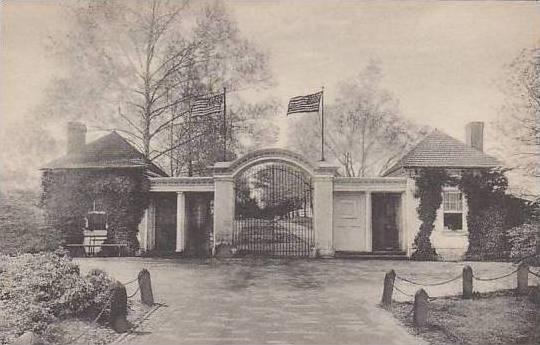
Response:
286,91,322,115
191,93,225,118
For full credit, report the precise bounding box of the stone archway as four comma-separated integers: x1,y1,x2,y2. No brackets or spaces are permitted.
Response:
211,148,338,257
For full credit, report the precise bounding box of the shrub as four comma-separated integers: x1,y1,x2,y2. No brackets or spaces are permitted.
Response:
0,251,114,343
507,222,538,263
460,169,509,260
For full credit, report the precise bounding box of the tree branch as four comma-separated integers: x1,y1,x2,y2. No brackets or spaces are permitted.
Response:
150,128,216,161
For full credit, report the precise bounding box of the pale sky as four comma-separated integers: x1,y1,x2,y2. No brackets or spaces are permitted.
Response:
1,0,540,146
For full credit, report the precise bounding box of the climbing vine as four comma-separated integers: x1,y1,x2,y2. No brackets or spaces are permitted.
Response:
412,168,453,260
41,168,150,254
459,169,510,260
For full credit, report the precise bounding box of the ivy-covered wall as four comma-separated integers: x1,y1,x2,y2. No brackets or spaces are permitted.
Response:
411,167,534,261
41,168,150,254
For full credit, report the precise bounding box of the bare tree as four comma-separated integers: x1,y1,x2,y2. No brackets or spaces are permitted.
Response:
43,0,271,171
289,61,427,177
492,47,540,196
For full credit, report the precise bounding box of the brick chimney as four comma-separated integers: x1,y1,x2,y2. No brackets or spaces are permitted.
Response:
67,122,87,155
465,121,484,152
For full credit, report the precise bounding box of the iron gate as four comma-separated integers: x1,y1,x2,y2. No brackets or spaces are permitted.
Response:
233,162,314,257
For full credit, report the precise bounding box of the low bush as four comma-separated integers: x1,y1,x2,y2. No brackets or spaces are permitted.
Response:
507,222,539,265
0,250,114,344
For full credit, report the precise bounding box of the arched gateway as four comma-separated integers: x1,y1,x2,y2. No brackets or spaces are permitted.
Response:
211,148,338,257
233,161,314,256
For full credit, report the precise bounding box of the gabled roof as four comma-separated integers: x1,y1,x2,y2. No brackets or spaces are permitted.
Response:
42,131,168,177
382,129,501,176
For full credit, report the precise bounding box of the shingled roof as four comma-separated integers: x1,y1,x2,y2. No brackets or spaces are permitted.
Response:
382,129,501,176
43,131,168,177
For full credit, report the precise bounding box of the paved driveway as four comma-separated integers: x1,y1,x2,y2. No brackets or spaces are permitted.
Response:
75,258,528,345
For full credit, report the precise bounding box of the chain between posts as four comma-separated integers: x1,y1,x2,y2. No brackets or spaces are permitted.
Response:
472,268,519,281
395,273,462,287
392,265,524,303
528,268,540,278
393,283,415,298
122,277,139,286
394,283,439,301
127,286,141,299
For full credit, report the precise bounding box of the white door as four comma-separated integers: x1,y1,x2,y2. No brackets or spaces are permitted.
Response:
333,192,366,251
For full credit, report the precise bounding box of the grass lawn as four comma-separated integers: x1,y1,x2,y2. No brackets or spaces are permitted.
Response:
391,289,539,345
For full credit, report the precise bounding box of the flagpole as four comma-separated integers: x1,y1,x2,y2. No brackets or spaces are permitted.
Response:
321,86,325,161
222,87,227,161
169,111,174,175
187,102,193,177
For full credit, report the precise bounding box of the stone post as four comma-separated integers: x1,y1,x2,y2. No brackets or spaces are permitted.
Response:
138,269,154,306
213,177,235,256
109,281,129,333
381,269,396,308
313,176,334,257
517,262,529,295
462,265,473,299
413,288,429,327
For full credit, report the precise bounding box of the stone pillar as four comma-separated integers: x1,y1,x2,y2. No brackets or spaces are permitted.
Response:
138,199,156,252
213,177,235,252
313,176,334,257
176,192,186,253
365,191,372,252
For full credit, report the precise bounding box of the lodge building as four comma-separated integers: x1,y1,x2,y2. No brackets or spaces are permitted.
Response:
42,121,500,260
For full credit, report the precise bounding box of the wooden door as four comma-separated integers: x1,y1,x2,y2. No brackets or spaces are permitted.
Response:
372,193,400,251
333,192,366,251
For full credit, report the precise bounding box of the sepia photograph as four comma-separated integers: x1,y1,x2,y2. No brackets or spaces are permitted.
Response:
0,1,539,344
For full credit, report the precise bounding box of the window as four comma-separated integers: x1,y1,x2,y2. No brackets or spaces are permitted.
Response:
86,199,107,231
443,191,463,231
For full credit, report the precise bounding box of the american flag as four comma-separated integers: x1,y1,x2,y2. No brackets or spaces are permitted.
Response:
287,91,322,115
191,93,225,118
